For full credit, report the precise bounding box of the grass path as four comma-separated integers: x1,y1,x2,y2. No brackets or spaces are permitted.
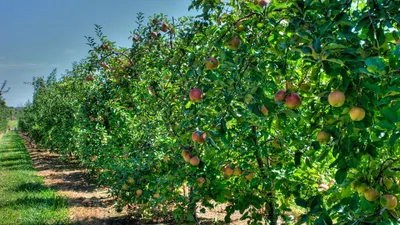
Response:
0,132,69,225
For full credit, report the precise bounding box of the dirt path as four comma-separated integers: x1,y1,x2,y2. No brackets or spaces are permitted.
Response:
19,132,136,225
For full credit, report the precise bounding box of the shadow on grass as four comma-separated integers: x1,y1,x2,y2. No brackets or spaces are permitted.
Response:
0,161,32,170
14,182,48,192
0,195,67,210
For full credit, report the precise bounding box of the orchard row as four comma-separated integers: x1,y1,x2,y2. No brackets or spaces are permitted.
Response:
18,1,400,224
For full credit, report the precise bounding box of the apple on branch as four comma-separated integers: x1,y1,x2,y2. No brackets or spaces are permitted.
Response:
190,88,203,102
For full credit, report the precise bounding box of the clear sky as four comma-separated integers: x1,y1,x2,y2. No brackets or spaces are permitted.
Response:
0,0,194,107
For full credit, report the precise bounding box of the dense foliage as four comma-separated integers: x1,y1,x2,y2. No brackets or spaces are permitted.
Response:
19,0,400,224
0,81,11,132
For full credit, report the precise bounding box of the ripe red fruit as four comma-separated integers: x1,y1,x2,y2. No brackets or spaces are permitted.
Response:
100,62,109,69
285,92,301,108
85,75,94,81
161,23,169,32
152,19,158,25
136,189,143,196
349,107,366,121
189,156,200,166
233,166,241,176
151,31,158,39
192,131,206,144
192,132,200,142
261,105,269,116
364,188,379,201
198,133,206,144
224,165,234,176
244,171,255,181
190,88,203,102
381,195,397,209
227,36,241,50
328,90,345,107
205,57,218,70
153,193,160,199
317,131,331,143
198,177,206,187
257,0,269,7
274,90,286,102
181,150,191,162
101,44,110,50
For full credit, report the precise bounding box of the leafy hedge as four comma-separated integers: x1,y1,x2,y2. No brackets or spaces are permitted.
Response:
0,81,10,132
19,1,400,224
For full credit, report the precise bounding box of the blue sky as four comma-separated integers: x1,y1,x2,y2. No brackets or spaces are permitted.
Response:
0,0,194,107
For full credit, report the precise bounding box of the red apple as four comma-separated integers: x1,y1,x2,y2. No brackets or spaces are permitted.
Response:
257,0,269,7
151,31,158,39
244,171,255,181
85,75,94,81
192,132,200,142
190,88,203,102
261,105,269,116
101,44,110,50
317,131,331,143
224,165,234,176
285,92,301,109
136,189,143,196
381,195,397,209
181,150,191,162
205,57,218,69
100,62,109,69
233,166,242,176
328,90,345,107
349,107,365,121
153,193,160,199
274,90,286,102
161,23,169,32
152,19,158,25
227,36,241,50
189,156,200,166
198,132,206,144
364,188,379,201
198,177,206,187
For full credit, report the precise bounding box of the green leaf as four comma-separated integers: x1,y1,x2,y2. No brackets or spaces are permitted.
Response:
365,57,385,74
324,58,344,66
389,132,399,146
382,107,398,123
295,198,307,208
335,168,347,184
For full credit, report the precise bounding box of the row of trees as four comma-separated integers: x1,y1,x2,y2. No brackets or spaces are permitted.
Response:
0,81,12,132
19,0,399,224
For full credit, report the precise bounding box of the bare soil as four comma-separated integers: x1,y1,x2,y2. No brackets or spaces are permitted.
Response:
19,132,250,225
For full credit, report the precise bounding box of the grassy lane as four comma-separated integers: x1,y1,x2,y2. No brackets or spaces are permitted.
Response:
0,132,69,225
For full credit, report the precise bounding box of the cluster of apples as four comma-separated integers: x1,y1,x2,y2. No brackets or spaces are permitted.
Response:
180,130,206,166
181,150,201,166
274,90,302,109
352,177,398,210
224,165,255,181
328,90,366,121
317,90,367,144
122,177,161,199
150,19,174,39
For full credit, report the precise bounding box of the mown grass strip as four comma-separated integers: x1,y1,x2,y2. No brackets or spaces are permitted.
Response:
0,132,69,225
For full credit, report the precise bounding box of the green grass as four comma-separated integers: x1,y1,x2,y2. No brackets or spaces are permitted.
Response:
0,132,70,225
8,120,18,130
